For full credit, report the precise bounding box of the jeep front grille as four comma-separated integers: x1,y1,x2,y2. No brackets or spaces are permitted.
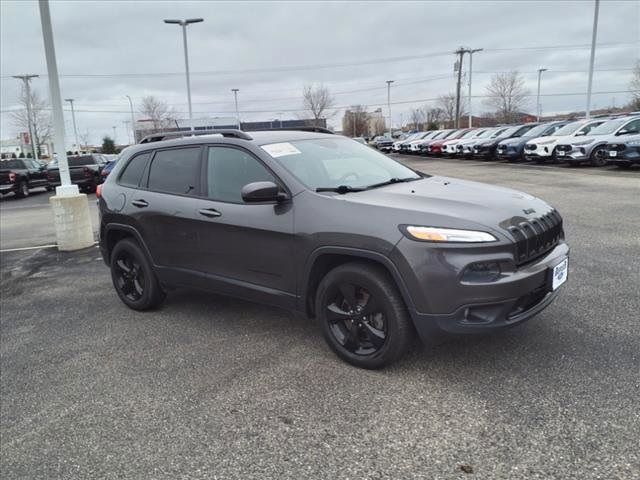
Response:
508,210,564,265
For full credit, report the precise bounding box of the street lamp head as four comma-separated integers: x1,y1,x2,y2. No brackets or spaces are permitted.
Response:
231,88,239,93
539,68,548,73
185,18,204,24
164,19,182,24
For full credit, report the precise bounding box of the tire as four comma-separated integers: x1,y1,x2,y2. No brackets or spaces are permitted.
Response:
316,262,414,369
110,238,165,311
46,185,54,192
590,146,607,167
15,180,29,198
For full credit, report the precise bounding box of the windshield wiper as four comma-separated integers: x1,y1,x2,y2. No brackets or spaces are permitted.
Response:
363,176,420,190
316,185,366,194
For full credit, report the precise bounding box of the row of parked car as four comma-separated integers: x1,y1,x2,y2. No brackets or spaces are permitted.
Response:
372,113,640,168
0,153,118,198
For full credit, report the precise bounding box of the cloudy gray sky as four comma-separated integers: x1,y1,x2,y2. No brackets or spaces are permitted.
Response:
1,0,639,145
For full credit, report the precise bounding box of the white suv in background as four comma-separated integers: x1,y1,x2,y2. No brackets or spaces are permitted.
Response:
523,118,606,163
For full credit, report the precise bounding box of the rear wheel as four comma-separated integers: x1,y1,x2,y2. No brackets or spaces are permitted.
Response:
316,262,413,369
590,146,607,167
110,238,165,310
15,180,29,198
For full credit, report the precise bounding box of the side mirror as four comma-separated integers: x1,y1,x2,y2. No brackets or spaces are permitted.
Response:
616,129,629,136
575,131,586,136
241,181,288,203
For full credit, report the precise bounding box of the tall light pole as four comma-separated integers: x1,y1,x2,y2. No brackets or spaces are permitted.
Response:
585,0,600,119
112,126,117,143
164,18,203,133
64,98,80,154
386,80,394,137
125,95,135,142
536,68,548,122
12,75,39,160
123,120,132,144
467,48,483,127
231,88,240,129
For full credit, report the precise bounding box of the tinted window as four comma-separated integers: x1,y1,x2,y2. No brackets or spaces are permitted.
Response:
207,147,275,203
119,152,152,188
147,148,201,195
68,156,96,167
0,160,24,169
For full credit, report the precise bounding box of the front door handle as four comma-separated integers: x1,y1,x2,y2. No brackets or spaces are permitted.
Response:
131,199,149,208
198,208,221,218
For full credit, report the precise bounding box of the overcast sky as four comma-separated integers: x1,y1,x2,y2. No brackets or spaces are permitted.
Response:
1,0,639,145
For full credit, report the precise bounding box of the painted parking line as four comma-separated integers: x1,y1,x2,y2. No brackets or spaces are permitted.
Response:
0,244,59,253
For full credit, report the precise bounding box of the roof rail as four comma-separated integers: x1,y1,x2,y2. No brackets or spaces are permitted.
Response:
270,126,334,135
138,129,253,144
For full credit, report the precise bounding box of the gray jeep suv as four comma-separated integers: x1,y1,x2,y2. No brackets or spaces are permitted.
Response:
98,129,569,368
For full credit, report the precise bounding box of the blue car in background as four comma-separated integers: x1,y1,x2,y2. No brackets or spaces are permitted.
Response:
99,155,119,182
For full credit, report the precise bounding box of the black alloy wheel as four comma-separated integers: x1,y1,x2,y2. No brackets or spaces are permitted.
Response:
325,282,387,356
113,252,145,302
16,181,29,198
110,238,165,310
316,262,414,369
590,146,608,167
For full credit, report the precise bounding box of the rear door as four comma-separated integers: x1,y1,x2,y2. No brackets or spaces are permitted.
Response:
27,160,47,186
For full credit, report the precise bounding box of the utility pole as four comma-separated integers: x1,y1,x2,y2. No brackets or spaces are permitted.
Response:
467,48,483,127
585,0,600,119
64,98,80,154
125,95,136,142
231,88,240,129
112,126,117,144
536,68,548,121
454,47,465,129
12,75,39,160
164,18,204,132
123,120,131,144
386,80,394,137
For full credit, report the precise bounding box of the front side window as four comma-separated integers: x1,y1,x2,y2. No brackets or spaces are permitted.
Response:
588,118,629,135
147,148,201,196
263,137,421,191
619,119,640,134
119,152,152,188
207,147,276,203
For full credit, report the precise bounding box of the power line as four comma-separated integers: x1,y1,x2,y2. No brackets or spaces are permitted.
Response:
2,42,636,79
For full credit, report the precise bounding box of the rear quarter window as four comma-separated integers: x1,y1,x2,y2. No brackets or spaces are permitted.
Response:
118,152,152,188
146,147,201,196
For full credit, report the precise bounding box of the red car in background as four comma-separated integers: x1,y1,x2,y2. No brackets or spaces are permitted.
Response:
427,129,469,155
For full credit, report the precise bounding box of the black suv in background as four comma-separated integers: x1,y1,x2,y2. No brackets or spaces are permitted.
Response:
99,129,569,368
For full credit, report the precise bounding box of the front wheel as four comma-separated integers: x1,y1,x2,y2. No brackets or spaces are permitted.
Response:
15,180,29,198
590,146,607,167
316,262,414,369
110,238,165,310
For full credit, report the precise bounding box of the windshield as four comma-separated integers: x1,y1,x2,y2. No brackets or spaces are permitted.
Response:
460,130,479,139
553,121,584,136
522,123,552,138
589,118,631,135
475,129,494,138
493,127,515,138
264,137,421,191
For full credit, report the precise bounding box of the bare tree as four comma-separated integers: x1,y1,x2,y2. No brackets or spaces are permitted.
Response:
484,71,530,123
409,108,425,131
302,84,334,126
139,96,175,133
629,60,640,110
9,87,51,157
437,94,460,128
79,130,91,149
425,107,444,128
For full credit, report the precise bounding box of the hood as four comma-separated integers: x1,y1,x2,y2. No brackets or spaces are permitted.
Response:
341,176,554,238
498,137,528,147
563,134,612,146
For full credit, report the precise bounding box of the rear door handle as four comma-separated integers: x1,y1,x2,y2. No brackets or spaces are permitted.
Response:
131,199,149,208
198,208,221,218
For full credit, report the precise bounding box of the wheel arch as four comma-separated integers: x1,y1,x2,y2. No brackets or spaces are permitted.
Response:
301,247,417,320
103,223,154,266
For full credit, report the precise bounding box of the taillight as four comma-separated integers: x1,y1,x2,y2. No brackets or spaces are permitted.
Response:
96,184,102,198
9,172,16,182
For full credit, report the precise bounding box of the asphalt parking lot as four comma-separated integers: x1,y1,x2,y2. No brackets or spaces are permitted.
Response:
1,157,639,479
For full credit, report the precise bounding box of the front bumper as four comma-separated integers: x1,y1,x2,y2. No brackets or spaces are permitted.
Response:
0,184,17,194
607,146,640,165
391,239,570,341
496,148,521,161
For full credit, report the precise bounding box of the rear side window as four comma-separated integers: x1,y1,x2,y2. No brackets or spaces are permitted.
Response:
119,152,152,188
207,147,275,203
147,147,201,196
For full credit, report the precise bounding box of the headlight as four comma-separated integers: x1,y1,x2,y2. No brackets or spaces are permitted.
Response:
573,139,594,146
402,226,497,243
626,139,640,146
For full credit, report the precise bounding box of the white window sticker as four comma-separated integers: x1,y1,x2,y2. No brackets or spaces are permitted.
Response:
261,142,302,158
